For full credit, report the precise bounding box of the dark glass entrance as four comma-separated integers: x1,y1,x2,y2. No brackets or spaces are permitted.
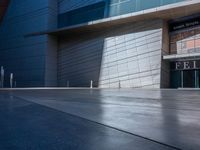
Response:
183,70,195,88
170,70,181,88
170,60,200,88
171,70,200,88
197,70,200,88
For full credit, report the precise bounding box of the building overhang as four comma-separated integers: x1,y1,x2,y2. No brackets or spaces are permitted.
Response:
163,52,200,61
27,0,200,37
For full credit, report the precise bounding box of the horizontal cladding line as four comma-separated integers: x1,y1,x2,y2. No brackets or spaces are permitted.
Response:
58,49,103,60
0,41,48,51
58,48,102,59
59,22,161,45
0,54,46,61
59,33,161,55
58,63,160,74
103,40,161,56
58,72,100,79
58,56,102,66
2,7,54,25
58,67,101,76
58,68,101,77
3,14,48,26
0,35,46,41
57,26,160,50
58,53,161,75
101,53,161,67
58,56,102,68
59,38,105,51
99,71,161,83
9,68,46,71
58,45,161,67
58,50,161,72
5,7,50,20
0,33,47,40
58,60,161,77
58,63,102,72
59,42,104,54
58,37,161,59
59,69,160,85
58,65,161,81
58,26,162,51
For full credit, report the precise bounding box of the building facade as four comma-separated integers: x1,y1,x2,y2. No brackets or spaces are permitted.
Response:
0,0,200,88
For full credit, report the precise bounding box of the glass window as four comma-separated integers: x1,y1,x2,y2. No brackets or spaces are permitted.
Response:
138,0,160,11
107,0,184,17
58,2,105,27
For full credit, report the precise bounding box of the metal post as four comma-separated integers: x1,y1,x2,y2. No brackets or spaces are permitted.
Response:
1,66,4,88
195,70,197,88
181,71,183,88
10,73,13,88
90,80,93,89
119,80,121,89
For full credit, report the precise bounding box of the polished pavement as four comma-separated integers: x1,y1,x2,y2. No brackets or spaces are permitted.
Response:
0,88,200,150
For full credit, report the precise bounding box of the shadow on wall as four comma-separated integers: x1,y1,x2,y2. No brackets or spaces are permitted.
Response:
58,19,163,88
58,32,105,87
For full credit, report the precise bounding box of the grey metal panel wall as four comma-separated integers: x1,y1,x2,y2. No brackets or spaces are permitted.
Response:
0,0,58,87
58,34,104,87
99,20,163,88
58,20,163,88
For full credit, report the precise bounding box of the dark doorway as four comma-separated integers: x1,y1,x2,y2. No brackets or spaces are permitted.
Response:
170,70,182,88
197,70,200,88
183,70,195,88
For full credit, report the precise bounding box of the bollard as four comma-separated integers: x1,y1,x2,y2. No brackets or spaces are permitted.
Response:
67,80,69,87
90,80,93,89
1,66,4,88
10,73,13,88
119,80,121,89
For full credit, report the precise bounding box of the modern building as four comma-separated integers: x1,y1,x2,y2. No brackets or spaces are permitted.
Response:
0,0,200,88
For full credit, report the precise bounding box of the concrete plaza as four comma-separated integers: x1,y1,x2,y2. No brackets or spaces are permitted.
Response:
0,88,200,150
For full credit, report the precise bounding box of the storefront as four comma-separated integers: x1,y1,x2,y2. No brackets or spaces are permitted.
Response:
170,60,200,88
169,15,200,88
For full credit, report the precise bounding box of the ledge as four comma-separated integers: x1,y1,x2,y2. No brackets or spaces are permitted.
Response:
163,52,200,60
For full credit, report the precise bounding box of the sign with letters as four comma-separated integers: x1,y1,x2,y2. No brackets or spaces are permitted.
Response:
169,16,200,32
171,60,200,70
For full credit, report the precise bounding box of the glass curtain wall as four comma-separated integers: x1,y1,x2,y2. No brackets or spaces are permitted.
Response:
58,0,185,27
106,0,184,17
